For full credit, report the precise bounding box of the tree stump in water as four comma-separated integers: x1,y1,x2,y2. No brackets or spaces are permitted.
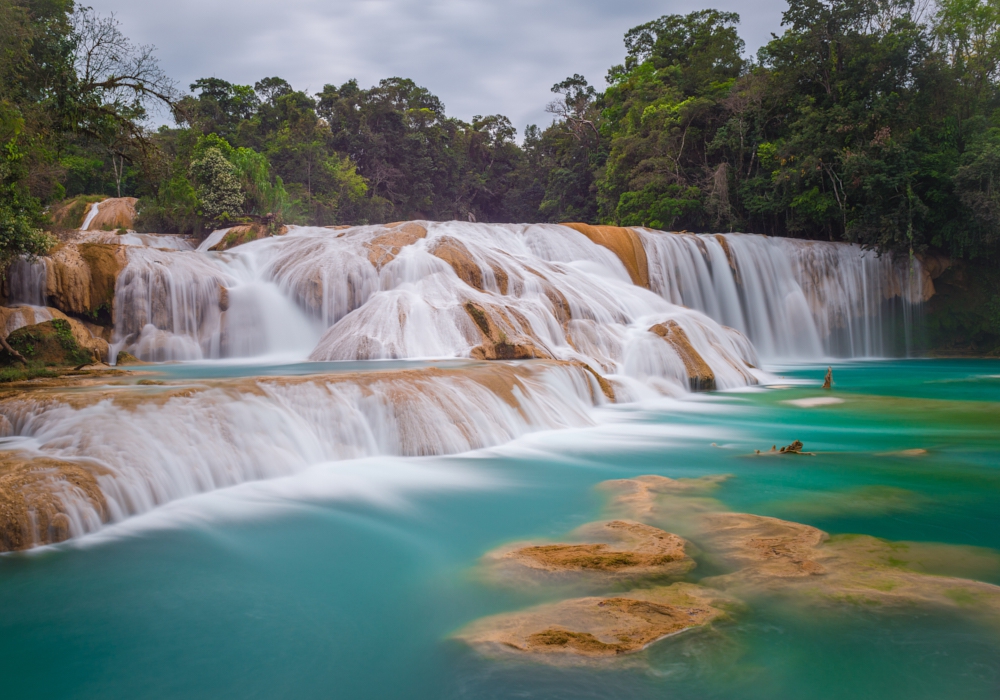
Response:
822,367,832,390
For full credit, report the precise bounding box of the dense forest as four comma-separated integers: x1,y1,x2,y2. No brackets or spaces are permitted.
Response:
4,0,1000,271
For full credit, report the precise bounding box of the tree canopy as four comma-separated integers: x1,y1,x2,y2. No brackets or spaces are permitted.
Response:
4,0,1000,263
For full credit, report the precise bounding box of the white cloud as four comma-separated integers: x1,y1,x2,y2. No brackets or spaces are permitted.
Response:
87,0,787,133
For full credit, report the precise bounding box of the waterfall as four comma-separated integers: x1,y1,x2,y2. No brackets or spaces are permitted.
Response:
0,362,603,544
80,201,101,231
640,231,924,359
5,258,48,306
107,223,920,368
0,220,931,550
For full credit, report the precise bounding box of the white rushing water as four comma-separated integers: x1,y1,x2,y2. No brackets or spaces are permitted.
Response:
0,221,927,549
0,362,602,546
79,201,101,231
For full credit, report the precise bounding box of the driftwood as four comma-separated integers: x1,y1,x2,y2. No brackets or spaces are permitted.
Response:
755,440,815,456
822,367,832,390
0,334,26,365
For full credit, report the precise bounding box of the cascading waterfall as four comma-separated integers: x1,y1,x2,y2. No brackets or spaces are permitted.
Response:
640,231,925,359
0,220,929,550
5,258,48,306
0,362,603,545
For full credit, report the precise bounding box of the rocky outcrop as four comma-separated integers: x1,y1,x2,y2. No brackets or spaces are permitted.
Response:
561,223,650,288
0,452,109,552
84,197,137,231
45,242,127,320
365,222,427,269
486,520,693,580
0,306,109,361
0,319,101,366
649,321,716,391
430,236,509,294
464,301,551,360
208,223,289,252
914,252,951,302
457,582,728,658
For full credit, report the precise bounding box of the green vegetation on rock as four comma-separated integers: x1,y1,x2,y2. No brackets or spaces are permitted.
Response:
0,319,95,368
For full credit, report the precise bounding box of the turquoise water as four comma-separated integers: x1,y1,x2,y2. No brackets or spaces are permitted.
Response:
2,360,999,699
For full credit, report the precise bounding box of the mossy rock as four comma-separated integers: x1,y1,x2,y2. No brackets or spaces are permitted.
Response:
115,350,144,366
1,320,95,367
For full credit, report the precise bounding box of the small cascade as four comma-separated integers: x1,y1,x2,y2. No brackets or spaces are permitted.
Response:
0,362,602,542
5,258,48,306
80,201,101,231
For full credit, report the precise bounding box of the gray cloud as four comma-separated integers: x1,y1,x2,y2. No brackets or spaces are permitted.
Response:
87,0,788,133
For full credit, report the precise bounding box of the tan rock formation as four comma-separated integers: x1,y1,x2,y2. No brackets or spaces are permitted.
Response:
208,223,288,252
649,321,716,391
85,197,137,231
457,582,728,658
365,222,427,269
45,242,127,319
560,223,650,288
0,452,109,552
430,236,509,294
914,252,951,302
464,301,551,360
486,520,693,581
0,306,108,361
601,475,1000,616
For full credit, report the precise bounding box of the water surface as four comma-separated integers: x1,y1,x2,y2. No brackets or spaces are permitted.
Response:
2,359,998,699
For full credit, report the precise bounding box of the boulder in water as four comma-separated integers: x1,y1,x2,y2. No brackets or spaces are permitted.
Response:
464,301,551,360
208,223,288,252
649,321,716,391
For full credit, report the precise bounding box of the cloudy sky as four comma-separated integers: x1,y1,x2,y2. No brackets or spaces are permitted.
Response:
87,0,788,134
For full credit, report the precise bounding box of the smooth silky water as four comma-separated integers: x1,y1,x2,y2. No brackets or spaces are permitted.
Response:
1,358,998,699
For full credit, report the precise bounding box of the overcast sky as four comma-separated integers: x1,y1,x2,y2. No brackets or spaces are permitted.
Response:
87,0,788,134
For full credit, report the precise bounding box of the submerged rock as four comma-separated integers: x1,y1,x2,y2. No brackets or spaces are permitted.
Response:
602,475,1000,618
457,583,729,659
485,520,693,582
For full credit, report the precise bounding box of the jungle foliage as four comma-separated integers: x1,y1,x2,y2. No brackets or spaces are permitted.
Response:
5,0,1000,263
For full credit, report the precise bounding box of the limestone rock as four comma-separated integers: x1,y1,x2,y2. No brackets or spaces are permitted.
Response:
560,223,650,288
458,583,728,659
45,242,127,319
464,301,551,360
365,222,427,269
0,319,99,366
84,197,137,231
487,520,693,581
208,223,287,252
0,452,109,552
430,236,509,294
649,321,716,391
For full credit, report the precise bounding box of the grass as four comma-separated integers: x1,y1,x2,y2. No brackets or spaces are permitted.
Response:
0,366,59,383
